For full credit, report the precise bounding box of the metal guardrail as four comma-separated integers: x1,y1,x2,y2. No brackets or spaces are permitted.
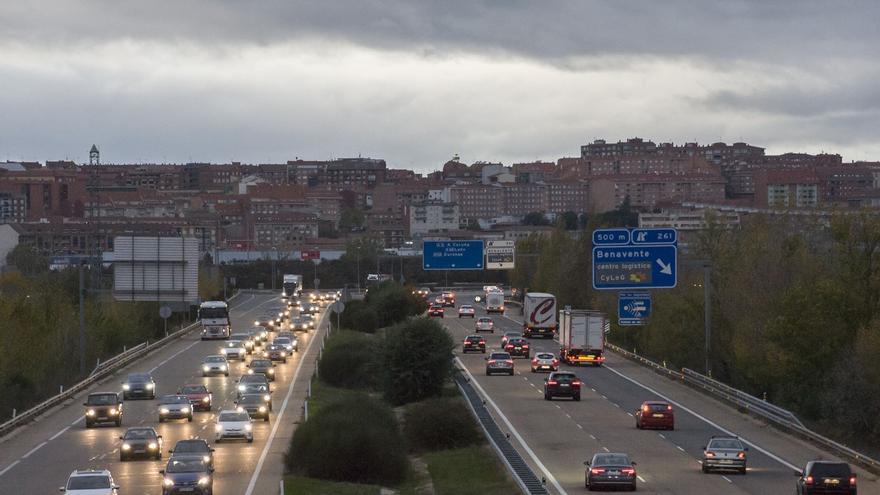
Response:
454,371,548,495
605,342,880,474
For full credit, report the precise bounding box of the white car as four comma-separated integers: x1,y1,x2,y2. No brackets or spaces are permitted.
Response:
215,409,254,443
475,317,494,333
59,469,118,494
458,305,476,318
201,355,229,377
530,352,559,373
221,340,246,361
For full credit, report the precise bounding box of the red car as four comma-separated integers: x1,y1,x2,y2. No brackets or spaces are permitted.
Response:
428,304,444,318
635,401,674,430
177,384,212,412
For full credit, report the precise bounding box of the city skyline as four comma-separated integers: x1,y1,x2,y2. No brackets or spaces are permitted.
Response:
2,1,879,170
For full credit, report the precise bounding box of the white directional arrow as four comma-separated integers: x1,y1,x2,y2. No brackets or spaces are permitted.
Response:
656,258,672,275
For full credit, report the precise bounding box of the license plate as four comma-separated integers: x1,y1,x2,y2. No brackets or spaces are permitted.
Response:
560,384,570,387
515,347,521,350
586,355,595,359
541,365,549,369
719,460,733,464
653,414,664,418
824,479,840,485
608,470,619,475
180,487,194,492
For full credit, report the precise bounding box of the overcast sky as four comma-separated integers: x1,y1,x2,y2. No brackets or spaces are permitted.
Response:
1,1,878,171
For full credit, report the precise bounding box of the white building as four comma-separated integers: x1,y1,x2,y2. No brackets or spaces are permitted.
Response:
409,201,460,236
0,223,21,270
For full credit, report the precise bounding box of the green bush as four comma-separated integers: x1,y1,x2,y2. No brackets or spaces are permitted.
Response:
317,332,378,389
381,317,454,406
365,282,424,327
404,397,482,451
336,300,379,333
286,393,407,485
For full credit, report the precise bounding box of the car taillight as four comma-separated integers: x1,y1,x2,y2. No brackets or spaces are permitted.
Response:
488,360,496,365
850,475,856,486
590,468,605,474
705,452,716,458
572,380,582,387
805,475,814,485
464,341,471,345
667,405,673,411
643,405,651,413
737,452,746,459
505,345,513,350
479,341,485,345
532,358,538,364
505,360,513,365
552,359,558,365
621,468,635,475
548,380,557,385
523,345,529,349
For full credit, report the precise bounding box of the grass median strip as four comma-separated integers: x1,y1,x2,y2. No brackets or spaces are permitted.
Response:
425,445,521,495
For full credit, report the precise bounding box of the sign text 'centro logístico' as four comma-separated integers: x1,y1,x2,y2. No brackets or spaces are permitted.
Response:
592,228,677,290
422,240,484,270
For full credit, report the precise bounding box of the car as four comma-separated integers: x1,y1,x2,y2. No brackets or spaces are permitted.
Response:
201,355,229,377
253,326,269,343
247,358,277,381
215,409,254,443
500,331,522,349
263,343,288,363
584,452,637,491
635,401,674,430
475,317,494,332
277,330,296,341
255,314,274,330
300,314,316,329
158,395,193,423
505,337,531,358
121,372,156,400
413,287,430,299
273,336,298,353
169,439,215,470
237,374,271,396
221,340,247,361
237,383,272,402
462,335,487,353
290,316,310,331
458,305,476,318
177,384,212,412
235,394,271,422
229,333,256,353
83,392,123,428
433,296,445,306
119,427,163,461
441,291,456,307
485,352,515,376
428,304,444,318
702,436,748,474
796,461,857,494
544,371,582,401
530,352,559,372
160,455,214,495
59,469,119,494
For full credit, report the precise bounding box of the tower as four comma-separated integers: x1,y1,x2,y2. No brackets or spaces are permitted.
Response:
89,144,100,165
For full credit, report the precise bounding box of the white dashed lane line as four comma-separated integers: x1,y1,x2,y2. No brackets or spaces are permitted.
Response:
49,426,70,441
0,461,20,477
21,442,46,459
721,476,733,483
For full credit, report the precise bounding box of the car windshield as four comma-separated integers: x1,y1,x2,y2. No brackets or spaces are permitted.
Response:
205,356,225,363
160,396,189,404
490,353,510,359
267,345,282,351
594,454,631,466
244,384,269,393
87,394,117,405
479,318,492,323
124,429,156,440
68,475,111,489
173,441,209,453
810,463,851,478
219,412,250,422
239,395,263,404
226,341,242,347
166,458,207,473
274,338,291,344
709,439,743,449
536,353,554,359
180,386,207,394
126,373,150,383
231,334,250,340
466,336,482,341
510,339,527,345
251,360,271,368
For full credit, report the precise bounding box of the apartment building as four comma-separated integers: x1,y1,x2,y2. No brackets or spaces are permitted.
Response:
409,201,460,236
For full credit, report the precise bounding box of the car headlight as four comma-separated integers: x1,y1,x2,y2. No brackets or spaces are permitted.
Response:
236,406,245,413
148,442,158,449
221,348,228,354
202,396,210,403
86,409,96,416
202,455,211,463
146,383,155,389
121,443,131,450
198,476,210,486
248,369,254,374
267,369,274,374
220,365,227,371
258,406,266,413
109,408,118,415
181,407,190,413
122,384,130,390
163,478,174,487
254,321,260,326
215,424,224,432
238,385,246,391
263,394,271,402
280,352,286,357
202,365,210,372
160,408,170,414
244,424,252,431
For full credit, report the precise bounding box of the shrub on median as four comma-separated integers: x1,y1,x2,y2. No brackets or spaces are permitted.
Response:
335,299,379,333
403,397,482,451
381,317,454,406
317,332,378,390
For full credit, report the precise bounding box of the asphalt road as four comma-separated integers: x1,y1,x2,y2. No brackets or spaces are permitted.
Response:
442,294,880,495
0,291,325,494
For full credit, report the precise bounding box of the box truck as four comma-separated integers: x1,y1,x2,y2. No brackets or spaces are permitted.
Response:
559,309,606,366
485,291,505,314
522,292,557,338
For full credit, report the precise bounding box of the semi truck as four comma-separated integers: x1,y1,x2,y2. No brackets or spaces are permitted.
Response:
282,274,302,300
485,291,505,314
199,301,231,340
522,292,557,338
559,309,606,366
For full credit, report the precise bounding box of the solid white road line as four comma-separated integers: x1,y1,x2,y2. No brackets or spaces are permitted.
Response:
455,356,567,495
148,339,201,374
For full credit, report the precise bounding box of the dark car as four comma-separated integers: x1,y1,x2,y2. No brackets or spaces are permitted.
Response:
160,455,214,495
505,337,531,358
635,401,675,430
290,316,310,331
462,335,486,353
169,439,215,470
119,427,163,461
235,394,271,422
83,392,123,428
702,436,748,474
263,343,288,363
544,372,582,401
254,314,274,330
796,461,856,494
122,372,156,400
248,359,276,381
229,333,256,354
500,331,521,349
485,352,514,376
177,384,212,412
585,452,637,491
428,304,444,318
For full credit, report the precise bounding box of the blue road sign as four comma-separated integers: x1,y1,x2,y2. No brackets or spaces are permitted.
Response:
618,292,652,326
631,228,677,245
423,240,485,270
593,228,630,246
592,245,677,289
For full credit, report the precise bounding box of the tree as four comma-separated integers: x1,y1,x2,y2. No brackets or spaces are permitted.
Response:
338,207,366,232
522,211,550,226
5,245,49,276
381,317,454,405
561,211,579,230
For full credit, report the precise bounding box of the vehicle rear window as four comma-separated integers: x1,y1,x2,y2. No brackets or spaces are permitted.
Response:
595,454,630,466
647,403,670,412
810,463,851,478
536,353,554,359
552,374,577,381
709,439,743,450
490,353,510,359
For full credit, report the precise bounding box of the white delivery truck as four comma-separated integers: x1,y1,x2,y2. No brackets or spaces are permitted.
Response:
522,292,557,338
559,309,606,366
199,301,231,340
485,291,506,314
282,274,302,300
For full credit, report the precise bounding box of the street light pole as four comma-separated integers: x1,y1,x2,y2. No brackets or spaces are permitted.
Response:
79,261,86,376
703,262,712,377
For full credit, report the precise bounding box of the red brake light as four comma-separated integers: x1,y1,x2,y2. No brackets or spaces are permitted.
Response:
523,345,529,348
737,452,746,459
572,380,582,386
850,476,857,486
805,475,814,485
667,405,673,411
479,340,485,345
621,468,635,475
705,452,716,458
488,360,496,365
505,345,513,350
552,359,558,364
548,380,558,385
590,468,605,475
643,405,651,413
531,358,538,363
505,360,513,365
463,341,471,345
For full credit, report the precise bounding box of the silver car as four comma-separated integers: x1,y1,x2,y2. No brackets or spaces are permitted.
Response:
201,355,229,377
475,317,494,333
702,436,748,474
273,336,298,353
157,395,193,423
221,340,246,361
530,352,559,373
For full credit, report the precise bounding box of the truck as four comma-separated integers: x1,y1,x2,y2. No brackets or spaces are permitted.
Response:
522,292,557,338
282,274,302,300
485,291,505,314
199,301,231,340
559,309,606,366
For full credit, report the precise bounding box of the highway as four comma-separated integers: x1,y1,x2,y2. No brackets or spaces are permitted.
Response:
0,291,324,494
443,293,880,494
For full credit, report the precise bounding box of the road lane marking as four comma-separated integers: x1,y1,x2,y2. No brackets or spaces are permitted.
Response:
49,426,70,440
21,442,46,459
590,434,597,440
613,403,620,408
577,424,583,429
627,412,633,417
565,413,572,419
148,339,201,374
658,433,666,439
455,356,567,495
603,364,801,471
637,475,646,483
602,446,610,452
676,445,686,453
243,310,325,495
722,475,733,483
0,460,20,477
